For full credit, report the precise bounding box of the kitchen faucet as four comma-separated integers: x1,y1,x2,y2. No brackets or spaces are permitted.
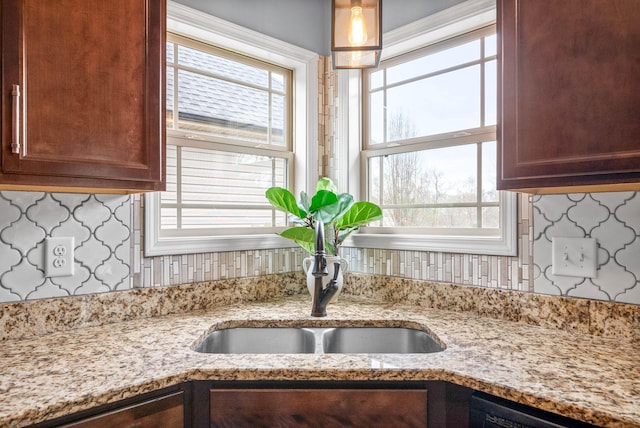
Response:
310,219,340,317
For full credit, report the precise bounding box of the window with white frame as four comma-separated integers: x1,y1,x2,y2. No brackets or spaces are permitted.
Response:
348,2,517,256
164,33,293,234
145,4,317,256
364,26,497,230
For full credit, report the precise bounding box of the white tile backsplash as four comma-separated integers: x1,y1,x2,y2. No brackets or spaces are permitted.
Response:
533,192,640,304
0,192,132,301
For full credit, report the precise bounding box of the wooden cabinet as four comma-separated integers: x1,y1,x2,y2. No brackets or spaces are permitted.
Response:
32,381,472,428
203,382,473,428
32,387,186,428
497,0,640,193
210,388,428,427
1,0,165,193
60,391,184,428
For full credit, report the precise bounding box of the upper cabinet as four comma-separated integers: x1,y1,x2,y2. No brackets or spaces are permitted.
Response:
497,0,640,193
1,0,165,193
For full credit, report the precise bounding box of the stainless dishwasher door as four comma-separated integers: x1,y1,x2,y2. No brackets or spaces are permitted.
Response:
469,393,596,428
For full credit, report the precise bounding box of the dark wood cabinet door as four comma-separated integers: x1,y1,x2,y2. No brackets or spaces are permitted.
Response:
210,388,428,427
1,0,165,192
60,391,183,428
497,0,640,193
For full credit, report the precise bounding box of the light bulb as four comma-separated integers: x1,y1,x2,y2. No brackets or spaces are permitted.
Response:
348,5,367,46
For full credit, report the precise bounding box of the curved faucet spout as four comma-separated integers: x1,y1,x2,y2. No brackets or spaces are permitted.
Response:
311,220,328,278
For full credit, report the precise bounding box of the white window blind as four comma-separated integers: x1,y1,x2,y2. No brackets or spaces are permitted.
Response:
162,34,293,236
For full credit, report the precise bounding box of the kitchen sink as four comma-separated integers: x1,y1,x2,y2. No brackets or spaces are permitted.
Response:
194,328,316,354
194,327,444,354
322,327,443,354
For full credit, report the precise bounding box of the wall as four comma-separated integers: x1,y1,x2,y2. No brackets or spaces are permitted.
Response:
318,56,640,305
1,3,639,305
173,0,466,55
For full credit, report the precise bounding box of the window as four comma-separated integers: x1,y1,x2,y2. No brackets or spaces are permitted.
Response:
345,1,516,255
365,27,497,230
164,34,292,233
145,4,317,256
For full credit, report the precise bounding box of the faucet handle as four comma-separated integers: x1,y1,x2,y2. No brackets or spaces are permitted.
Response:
331,262,341,280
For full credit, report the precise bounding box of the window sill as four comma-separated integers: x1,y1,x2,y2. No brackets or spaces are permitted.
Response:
348,233,516,256
145,233,294,257
346,191,518,256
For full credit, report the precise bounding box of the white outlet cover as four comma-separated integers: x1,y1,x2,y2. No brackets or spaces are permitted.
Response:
551,237,597,278
45,237,75,277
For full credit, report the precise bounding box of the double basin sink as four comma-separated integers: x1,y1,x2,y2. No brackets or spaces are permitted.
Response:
194,327,444,354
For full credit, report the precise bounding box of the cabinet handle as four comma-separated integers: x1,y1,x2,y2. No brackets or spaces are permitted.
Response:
11,84,20,154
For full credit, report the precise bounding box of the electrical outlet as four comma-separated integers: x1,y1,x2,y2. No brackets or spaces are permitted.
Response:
551,237,597,278
45,237,75,277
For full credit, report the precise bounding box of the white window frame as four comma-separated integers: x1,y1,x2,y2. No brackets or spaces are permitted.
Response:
337,0,518,256
145,1,318,256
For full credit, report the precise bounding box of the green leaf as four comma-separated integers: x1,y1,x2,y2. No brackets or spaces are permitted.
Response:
314,193,354,225
278,227,315,254
309,190,338,213
335,201,383,230
315,177,338,193
296,240,315,255
333,193,355,218
279,226,315,243
265,187,305,219
298,191,311,213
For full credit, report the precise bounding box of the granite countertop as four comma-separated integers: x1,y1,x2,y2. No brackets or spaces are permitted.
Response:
1,295,639,427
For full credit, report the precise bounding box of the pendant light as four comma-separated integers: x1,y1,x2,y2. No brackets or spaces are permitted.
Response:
331,0,382,69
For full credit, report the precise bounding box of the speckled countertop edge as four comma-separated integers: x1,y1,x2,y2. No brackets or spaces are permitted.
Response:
1,296,639,428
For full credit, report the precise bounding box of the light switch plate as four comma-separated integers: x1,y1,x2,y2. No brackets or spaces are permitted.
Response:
45,237,75,277
551,237,597,278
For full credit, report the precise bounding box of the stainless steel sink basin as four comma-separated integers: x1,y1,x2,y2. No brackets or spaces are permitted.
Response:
194,328,316,354
194,327,444,354
322,327,444,354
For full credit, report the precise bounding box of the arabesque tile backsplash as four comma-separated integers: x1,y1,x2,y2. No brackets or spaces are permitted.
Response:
0,192,132,301
533,192,640,304
0,56,639,305
1,189,639,305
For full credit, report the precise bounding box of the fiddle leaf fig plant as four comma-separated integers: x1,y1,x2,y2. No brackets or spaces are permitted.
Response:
265,177,382,256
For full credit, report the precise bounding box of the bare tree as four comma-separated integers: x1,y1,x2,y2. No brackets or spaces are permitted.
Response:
382,111,440,226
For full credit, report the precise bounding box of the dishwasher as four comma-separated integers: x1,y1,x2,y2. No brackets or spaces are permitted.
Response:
469,393,597,428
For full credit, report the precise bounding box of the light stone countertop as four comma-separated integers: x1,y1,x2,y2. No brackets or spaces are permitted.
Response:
1,295,639,427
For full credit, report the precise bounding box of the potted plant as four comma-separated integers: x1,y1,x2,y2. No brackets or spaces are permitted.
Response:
265,177,382,299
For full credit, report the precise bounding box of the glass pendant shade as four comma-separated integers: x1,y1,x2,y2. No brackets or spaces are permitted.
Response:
331,0,382,69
